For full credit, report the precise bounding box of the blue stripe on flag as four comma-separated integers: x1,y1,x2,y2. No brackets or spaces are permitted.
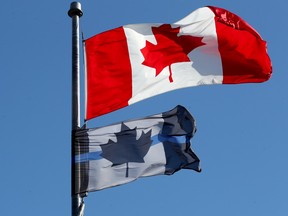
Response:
155,134,187,145
75,151,102,163
75,134,187,163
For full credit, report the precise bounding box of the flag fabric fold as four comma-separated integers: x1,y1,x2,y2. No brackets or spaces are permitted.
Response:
85,6,272,120
73,105,200,194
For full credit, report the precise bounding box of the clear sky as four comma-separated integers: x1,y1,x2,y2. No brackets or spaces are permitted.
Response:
1,0,287,215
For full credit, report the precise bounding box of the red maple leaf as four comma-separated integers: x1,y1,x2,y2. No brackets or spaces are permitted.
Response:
140,24,205,82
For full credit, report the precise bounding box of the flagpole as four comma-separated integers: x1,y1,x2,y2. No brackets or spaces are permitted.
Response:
68,2,84,216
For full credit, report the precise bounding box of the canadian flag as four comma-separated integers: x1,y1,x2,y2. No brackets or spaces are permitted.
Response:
85,6,272,120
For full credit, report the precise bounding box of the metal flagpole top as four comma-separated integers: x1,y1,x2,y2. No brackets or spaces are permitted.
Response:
68,2,83,18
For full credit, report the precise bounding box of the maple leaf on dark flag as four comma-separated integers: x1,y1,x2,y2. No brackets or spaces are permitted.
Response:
100,123,152,177
141,24,205,82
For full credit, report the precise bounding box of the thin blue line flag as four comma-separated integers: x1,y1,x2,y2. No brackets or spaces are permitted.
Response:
73,105,201,194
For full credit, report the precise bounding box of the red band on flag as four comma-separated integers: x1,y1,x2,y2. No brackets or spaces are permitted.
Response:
209,6,272,84
85,27,132,120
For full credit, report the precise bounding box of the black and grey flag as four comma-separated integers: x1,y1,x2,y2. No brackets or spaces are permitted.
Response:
73,105,200,194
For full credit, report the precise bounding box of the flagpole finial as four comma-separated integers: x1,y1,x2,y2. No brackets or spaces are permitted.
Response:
68,2,83,17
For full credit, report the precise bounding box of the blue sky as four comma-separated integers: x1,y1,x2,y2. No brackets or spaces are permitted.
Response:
1,0,287,215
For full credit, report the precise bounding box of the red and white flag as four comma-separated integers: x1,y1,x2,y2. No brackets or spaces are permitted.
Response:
85,6,272,120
